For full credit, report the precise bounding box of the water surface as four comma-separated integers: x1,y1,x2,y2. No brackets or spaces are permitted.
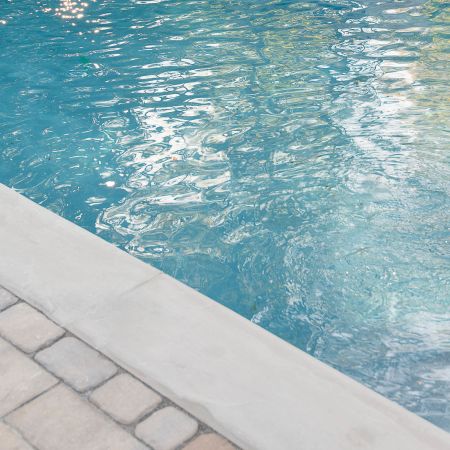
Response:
1,0,449,429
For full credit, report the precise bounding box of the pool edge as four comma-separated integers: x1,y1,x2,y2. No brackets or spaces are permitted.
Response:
0,183,449,450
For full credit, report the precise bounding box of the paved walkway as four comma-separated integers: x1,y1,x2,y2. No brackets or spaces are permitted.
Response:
0,286,237,450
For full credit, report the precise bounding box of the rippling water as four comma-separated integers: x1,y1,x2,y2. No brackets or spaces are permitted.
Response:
1,0,449,429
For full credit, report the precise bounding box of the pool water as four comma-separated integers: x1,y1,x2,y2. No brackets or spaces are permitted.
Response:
1,0,449,430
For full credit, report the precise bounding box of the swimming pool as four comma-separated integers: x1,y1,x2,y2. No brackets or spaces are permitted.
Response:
1,0,449,430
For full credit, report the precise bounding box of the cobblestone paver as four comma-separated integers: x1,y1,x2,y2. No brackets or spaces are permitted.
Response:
0,291,238,450
35,337,118,392
136,406,198,450
183,433,237,450
0,338,57,416
6,384,147,450
0,303,64,353
0,421,34,450
90,373,162,425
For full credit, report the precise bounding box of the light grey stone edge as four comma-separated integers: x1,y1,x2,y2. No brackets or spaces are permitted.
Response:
0,183,448,450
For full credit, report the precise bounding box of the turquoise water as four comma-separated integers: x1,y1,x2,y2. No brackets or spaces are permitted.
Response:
1,0,449,429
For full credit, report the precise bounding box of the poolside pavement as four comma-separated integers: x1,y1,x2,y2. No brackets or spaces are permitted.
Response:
0,286,237,450
2,183,449,450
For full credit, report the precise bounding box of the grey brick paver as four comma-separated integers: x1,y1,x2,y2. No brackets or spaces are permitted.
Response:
135,406,198,450
35,337,117,392
0,422,33,450
0,338,57,417
0,287,17,311
0,303,64,353
6,384,147,450
0,289,238,450
90,373,162,425
183,433,236,450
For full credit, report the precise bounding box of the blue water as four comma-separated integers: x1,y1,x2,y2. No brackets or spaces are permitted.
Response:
1,0,449,429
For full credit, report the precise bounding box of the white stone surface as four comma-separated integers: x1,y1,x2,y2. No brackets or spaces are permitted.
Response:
0,286,17,311
0,184,159,327
35,337,117,392
0,422,34,450
0,303,64,353
6,384,147,450
90,373,162,425
135,407,198,450
1,184,450,450
0,338,57,417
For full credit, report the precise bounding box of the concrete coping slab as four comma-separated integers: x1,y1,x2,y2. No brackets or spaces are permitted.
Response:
0,286,18,311
0,183,449,450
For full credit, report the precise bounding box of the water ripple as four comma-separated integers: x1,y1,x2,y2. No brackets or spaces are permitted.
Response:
1,0,449,430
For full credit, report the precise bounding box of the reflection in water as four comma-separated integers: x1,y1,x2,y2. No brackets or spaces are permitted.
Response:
0,0,449,430
42,0,92,20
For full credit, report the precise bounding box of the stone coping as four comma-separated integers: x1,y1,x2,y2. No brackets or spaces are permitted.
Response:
0,183,449,450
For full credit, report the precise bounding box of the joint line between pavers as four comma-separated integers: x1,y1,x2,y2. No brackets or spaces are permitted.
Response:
3,381,62,422
1,419,41,450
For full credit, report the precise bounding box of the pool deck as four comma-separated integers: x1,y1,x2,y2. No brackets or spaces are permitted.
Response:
0,288,236,450
0,183,449,450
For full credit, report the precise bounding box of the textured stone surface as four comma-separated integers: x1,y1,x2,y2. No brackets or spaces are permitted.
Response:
0,422,34,450
0,338,57,417
35,337,117,392
90,373,161,425
0,303,64,353
135,407,198,450
6,384,147,450
183,434,235,450
0,287,17,311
